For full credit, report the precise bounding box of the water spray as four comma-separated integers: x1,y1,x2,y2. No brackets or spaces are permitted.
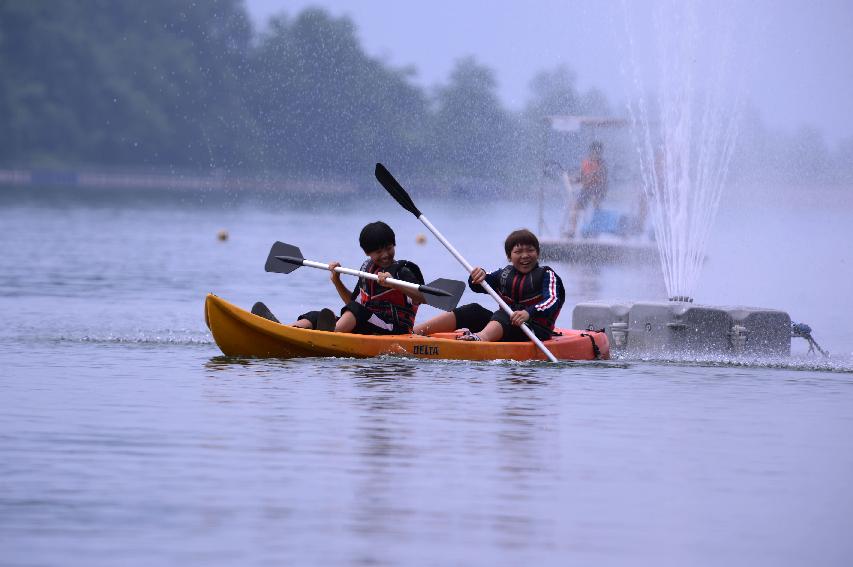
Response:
569,1,823,360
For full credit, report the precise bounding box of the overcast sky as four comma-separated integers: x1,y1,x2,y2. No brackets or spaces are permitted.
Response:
245,0,853,145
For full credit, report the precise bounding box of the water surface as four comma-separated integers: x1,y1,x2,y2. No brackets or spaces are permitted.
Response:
1,185,851,566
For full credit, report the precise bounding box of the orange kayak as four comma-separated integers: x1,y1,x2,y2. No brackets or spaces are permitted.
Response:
205,293,609,361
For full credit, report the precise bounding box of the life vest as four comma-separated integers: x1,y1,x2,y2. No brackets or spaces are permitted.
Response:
581,158,606,189
356,259,424,332
497,264,564,330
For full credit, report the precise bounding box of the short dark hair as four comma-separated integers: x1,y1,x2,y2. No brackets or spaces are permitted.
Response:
359,221,396,253
504,229,539,257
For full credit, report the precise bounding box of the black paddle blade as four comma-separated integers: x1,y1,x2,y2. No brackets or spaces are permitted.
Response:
265,241,304,274
375,163,422,218
420,278,466,312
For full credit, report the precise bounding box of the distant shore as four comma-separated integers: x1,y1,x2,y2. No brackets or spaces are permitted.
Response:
0,167,359,195
0,167,518,198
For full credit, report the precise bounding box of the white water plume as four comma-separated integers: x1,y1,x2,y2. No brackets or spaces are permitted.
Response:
621,0,744,300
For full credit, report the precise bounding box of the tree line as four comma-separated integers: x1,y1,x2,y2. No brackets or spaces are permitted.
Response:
1,1,849,185
0,1,605,183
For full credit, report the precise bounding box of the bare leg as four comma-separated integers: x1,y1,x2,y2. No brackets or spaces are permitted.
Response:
566,204,581,238
476,321,505,342
335,311,357,333
292,319,313,329
414,311,458,336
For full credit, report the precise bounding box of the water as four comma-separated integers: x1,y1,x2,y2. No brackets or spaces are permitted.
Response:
623,0,743,300
2,185,852,566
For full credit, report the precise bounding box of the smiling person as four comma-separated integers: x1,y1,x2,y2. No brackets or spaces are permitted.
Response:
413,229,565,342
289,221,426,334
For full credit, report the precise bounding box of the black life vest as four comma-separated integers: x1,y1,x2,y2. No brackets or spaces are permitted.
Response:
356,259,424,332
496,264,564,330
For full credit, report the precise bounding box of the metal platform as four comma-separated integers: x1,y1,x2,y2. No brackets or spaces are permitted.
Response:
540,237,658,265
572,300,792,357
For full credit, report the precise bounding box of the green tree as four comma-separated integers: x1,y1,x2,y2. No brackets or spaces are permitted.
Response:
512,66,588,184
833,137,853,184
0,1,253,169
430,56,516,180
250,8,430,177
524,65,582,119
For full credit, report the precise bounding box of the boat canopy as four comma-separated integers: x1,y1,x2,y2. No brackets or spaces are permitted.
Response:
544,115,629,133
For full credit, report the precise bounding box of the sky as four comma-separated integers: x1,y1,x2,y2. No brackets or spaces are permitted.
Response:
244,0,853,145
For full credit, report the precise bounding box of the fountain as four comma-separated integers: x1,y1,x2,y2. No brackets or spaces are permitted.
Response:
572,0,794,358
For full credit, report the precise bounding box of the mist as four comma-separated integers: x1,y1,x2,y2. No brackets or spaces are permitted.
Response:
3,1,851,188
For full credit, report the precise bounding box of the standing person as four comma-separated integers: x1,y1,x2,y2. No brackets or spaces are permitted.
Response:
413,229,565,342
262,222,426,334
566,140,609,238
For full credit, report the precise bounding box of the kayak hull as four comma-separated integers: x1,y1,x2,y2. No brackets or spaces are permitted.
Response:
205,294,609,361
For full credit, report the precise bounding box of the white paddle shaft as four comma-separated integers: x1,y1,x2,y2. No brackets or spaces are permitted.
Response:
300,259,422,294
417,215,558,362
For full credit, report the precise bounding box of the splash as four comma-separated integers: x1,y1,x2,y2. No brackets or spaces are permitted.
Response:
619,353,853,375
621,0,744,300
58,330,213,345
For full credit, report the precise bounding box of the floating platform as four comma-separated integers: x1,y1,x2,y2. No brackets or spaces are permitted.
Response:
540,237,658,265
572,300,792,357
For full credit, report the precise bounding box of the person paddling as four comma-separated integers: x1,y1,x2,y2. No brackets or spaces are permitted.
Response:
281,221,426,334
413,229,565,342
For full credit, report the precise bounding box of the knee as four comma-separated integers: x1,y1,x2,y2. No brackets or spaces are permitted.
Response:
335,311,356,333
480,321,504,342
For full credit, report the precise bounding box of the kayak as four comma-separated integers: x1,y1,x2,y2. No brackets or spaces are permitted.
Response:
205,293,609,361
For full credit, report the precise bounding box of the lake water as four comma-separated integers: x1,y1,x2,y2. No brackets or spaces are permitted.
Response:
1,183,852,566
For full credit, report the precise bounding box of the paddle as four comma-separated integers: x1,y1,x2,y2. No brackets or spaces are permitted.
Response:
264,241,465,312
374,163,559,362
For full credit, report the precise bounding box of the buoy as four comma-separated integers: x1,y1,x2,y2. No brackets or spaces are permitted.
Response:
415,233,427,245
217,229,229,241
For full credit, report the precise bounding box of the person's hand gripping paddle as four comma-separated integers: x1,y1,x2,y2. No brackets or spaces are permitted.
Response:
264,241,466,313
374,163,559,362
